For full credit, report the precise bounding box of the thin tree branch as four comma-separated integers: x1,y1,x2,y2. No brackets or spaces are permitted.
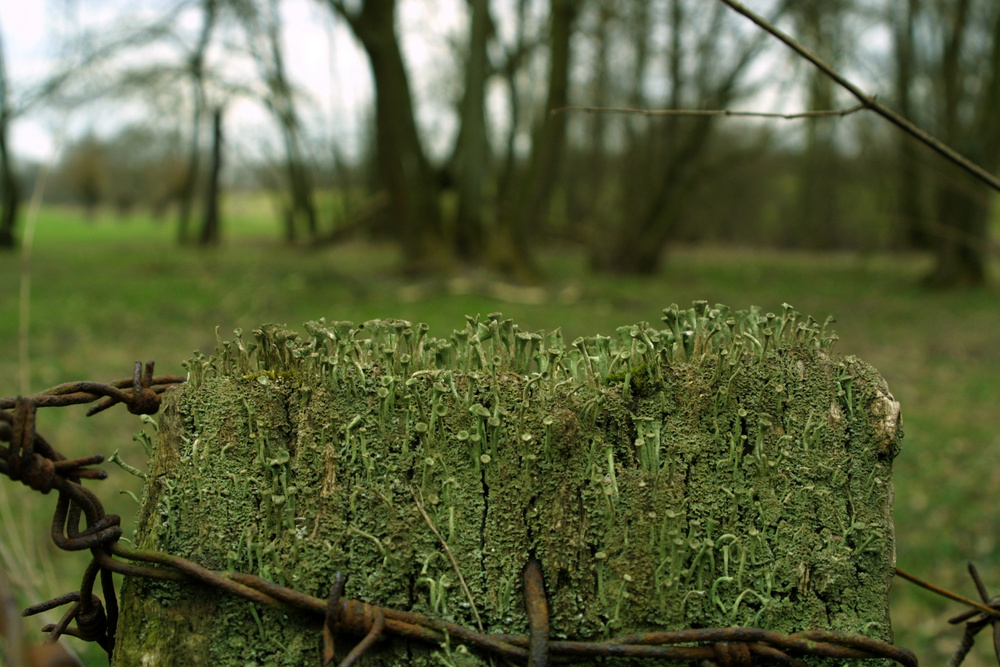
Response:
326,0,357,27
715,0,1000,194
552,102,869,120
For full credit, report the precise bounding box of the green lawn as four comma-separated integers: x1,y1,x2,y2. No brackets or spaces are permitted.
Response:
2,205,999,666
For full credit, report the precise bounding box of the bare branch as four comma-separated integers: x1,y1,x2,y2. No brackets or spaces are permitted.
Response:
552,102,869,120
326,0,357,27
715,0,1000,194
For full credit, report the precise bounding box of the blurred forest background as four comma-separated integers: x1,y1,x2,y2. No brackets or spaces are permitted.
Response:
1,0,998,284
2,0,1000,666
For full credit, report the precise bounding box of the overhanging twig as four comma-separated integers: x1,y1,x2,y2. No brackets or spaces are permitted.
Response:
553,102,869,120
715,0,1000,194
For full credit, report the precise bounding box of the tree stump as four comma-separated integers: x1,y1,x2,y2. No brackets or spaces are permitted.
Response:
112,304,902,666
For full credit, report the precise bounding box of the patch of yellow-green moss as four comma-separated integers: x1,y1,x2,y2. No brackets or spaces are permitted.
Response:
112,304,901,666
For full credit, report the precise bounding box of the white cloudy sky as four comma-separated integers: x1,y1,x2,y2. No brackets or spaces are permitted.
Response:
0,0,470,163
1,0,893,166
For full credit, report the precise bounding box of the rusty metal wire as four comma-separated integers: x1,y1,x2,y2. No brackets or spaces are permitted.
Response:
894,564,1000,667
2,565,85,666
0,362,934,666
945,563,1000,666
894,565,1000,667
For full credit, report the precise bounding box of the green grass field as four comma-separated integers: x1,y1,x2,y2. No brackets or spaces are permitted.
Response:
2,204,999,666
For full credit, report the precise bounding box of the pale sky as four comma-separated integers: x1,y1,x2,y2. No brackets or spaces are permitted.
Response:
0,0,466,164
0,0,894,167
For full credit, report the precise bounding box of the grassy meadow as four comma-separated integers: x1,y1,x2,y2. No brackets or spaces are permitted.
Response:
2,202,1000,665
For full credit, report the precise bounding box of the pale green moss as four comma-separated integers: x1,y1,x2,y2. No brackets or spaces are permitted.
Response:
113,304,900,666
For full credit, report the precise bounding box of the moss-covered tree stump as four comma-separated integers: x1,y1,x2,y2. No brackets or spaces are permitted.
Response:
113,304,902,666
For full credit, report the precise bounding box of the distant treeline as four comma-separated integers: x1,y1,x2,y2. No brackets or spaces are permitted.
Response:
26,112,989,260
2,0,998,286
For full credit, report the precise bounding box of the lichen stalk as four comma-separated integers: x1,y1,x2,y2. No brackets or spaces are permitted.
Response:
115,304,901,667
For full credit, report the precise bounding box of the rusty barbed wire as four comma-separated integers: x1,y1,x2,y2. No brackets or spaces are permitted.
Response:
0,360,186,417
4,361,985,667
0,362,185,657
945,563,1000,667
1,568,83,666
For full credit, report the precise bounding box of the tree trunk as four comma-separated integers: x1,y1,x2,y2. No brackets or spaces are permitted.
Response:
590,1,769,275
893,0,927,249
0,27,18,249
923,179,990,287
279,122,318,242
796,121,838,250
176,0,216,246
197,106,223,245
924,0,998,287
334,0,450,274
113,308,901,665
451,0,492,262
572,0,616,242
264,0,318,243
494,0,530,213
492,0,577,281
175,95,202,245
788,1,841,250
592,116,714,275
0,116,17,249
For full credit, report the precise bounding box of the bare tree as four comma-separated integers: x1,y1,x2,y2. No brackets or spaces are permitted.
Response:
0,24,17,247
568,0,617,234
788,0,846,249
493,0,578,280
919,0,1000,286
37,0,324,245
892,0,927,249
35,2,229,240
588,0,780,274
177,0,218,244
449,0,494,262
494,0,534,214
328,0,451,273
0,14,81,245
247,0,319,243
199,105,224,244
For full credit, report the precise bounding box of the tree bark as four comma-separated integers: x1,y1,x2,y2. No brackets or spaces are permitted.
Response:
332,0,450,274
924,0,999,287
892,0,927,249
0,26,18,249
197,106,223,245
590,2,772,275
492,0,577,281
261,0,318,244
451,0,493,262
176,0,216,245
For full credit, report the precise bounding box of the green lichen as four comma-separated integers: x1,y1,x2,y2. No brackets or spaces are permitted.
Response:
113,304,900,666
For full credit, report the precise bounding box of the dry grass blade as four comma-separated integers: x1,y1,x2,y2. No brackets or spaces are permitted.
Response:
410,483,484,633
